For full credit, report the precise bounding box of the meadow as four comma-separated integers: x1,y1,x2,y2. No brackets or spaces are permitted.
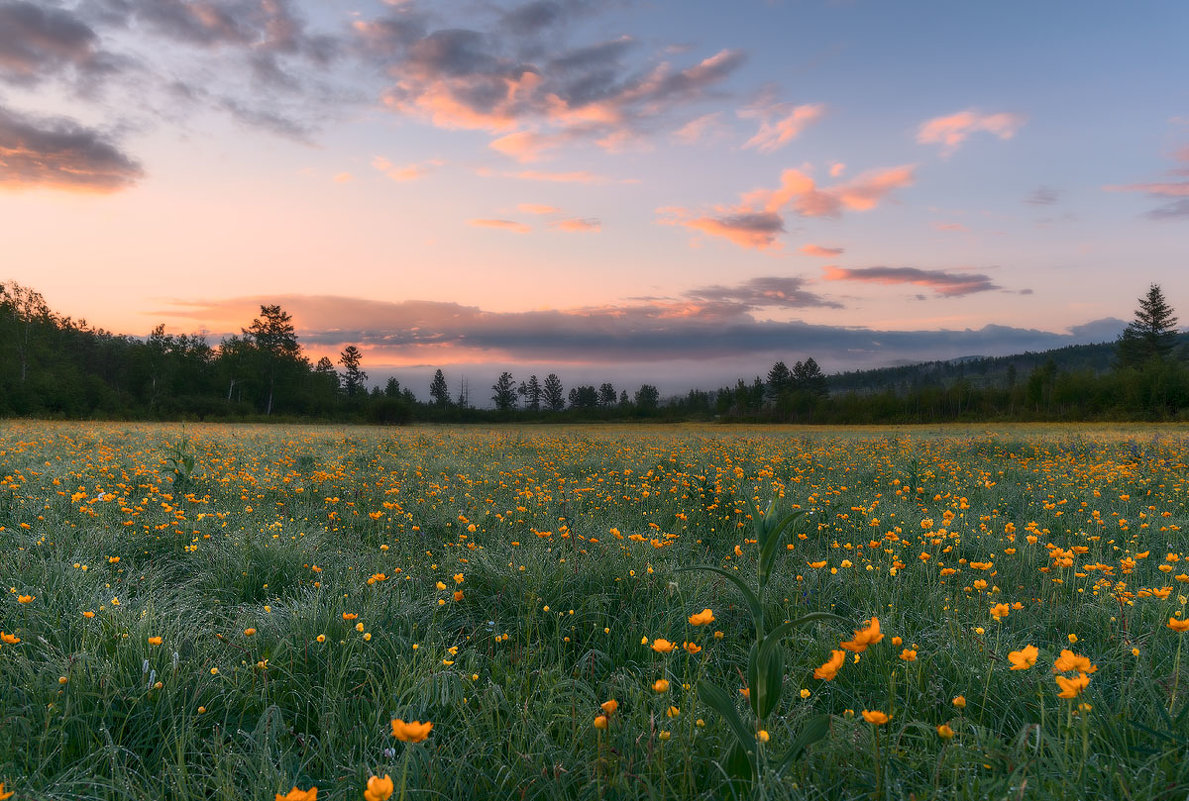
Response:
1,421,1188,801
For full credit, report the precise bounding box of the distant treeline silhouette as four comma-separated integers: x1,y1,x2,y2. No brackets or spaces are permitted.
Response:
2,280,1187,423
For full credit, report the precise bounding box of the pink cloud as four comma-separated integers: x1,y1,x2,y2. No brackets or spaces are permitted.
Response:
917,109,1027,155
740,102,825,153
931,221,968,231
551,217,602,232
469,218,530,233
829,162,845,177
659,210,785,250
509,170,614,184
800,244,844,258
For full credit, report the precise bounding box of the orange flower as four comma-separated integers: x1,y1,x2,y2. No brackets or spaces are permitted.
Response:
653,679,670,693
1052,649,1097,675
275,786,317,801
840,617,884,653
937,724,955,740
683,641,702,655
390,718,433,743
593,715,608,729
0,632,19,645
0,782,12,800
600,699,618,715
148,636,163,646
688,608,715,626
1008,644,1038,670
17,595,34,604
814,649,846,681
650,638,677,654
363,774,393,801
1055,672,1091,699
1168,617,1189,633
989,603,1010,620
899,649,917,662
342,613,357,620
243,628,256,636
861,709,890,725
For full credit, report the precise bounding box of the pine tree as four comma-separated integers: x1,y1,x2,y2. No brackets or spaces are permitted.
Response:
429,369,450,408
542,373,565,411
491,371,518,410
338,345,367,397
1117,284,1179,368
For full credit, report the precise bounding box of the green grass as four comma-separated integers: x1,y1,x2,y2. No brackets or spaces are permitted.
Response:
1,421,1188,800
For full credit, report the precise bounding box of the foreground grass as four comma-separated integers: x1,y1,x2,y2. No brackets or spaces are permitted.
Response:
1,421,1188,800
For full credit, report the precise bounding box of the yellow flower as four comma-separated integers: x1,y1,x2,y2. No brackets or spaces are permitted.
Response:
650,638,677,654
840,617,884,653
316,634,326,643
453,573,464,584
391,718,433,743
937,724,955,740
275,787,317,801
688,608,715,626
83,611,95,619
1168,617,1189,633
990,603,1010,620
243,628,256,636
653,679,670,693
601,699,618,715
952,696,966,709
1055,672,1091,699
436,581,447,591
899,649,917,662
666,705,680,718
1008,644,1038,671
593,715,608,729
757,729,770,743
148,636,163,646
814,649,845,681
861,709,890,725
363,774,394,801
342,613,358,620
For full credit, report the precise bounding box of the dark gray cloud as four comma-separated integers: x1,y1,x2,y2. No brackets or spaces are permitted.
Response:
0,105,142,191
359,1,746,157
0,1,121,85
1025,186,1059,205
160,292,1126,380
684,276,841,310
1146,198,1189,220
823,265,1004,297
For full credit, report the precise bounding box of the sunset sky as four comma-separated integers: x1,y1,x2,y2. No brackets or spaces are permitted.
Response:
4,0,1187,396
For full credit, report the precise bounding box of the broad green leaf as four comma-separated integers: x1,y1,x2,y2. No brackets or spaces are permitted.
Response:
775,714,831,775
756,637,785,719
698,679,755,751
724,740,754,783
765,612,848,645
678,565,763,631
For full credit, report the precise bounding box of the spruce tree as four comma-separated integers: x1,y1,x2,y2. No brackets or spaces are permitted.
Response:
1117,284,1179,368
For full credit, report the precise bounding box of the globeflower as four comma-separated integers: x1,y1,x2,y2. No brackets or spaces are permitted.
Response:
861,709,890,725
840,617,883,653
600,699,618,715
688,608,715,626
391,718,433,743
363,774,394,801
0,782,12,800
1168,617,1189,632
1055,672,1091,699
1052,649,1097,675
275,786,317,801
148,636,163,646
1008,644,1039,670
990,603,1010,620
650,638,677,654
814,649,846,681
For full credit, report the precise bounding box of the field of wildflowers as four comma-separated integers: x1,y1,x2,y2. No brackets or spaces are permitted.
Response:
2,421,1188,800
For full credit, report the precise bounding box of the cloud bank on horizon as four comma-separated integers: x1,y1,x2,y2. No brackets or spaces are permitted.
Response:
1,0,1186,381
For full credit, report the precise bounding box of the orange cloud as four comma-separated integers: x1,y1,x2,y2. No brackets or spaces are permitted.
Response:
672,112,725,145
659,210,785,250
517,203,561,215
551,217,601,232
510,170,613,184
469,218,530,233
917,109,1026,155
371,156,442,182
932,222,968,231
801,244,844,257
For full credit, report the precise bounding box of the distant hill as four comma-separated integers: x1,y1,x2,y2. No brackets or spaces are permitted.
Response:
826,334,1189,396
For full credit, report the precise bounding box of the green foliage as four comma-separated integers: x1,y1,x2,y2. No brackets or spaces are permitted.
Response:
683,503,845,796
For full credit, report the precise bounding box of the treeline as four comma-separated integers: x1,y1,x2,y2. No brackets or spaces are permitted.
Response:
3,280,1188,424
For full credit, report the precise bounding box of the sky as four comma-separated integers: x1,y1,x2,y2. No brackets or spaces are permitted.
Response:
3,0,1188,398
